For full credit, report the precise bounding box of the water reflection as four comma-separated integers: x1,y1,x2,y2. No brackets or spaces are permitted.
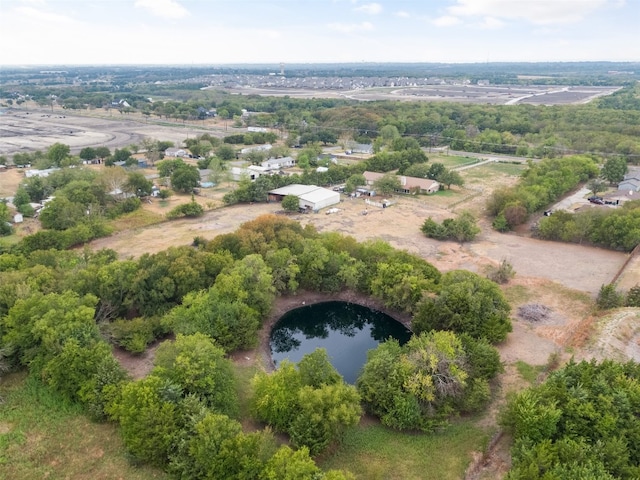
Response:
270,301,411,384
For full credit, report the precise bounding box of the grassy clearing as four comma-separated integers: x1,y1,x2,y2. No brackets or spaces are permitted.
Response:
108,208,165,232
503,284,533,305
429,155,479,168
232,361,260,422
541,282,592,305
320,421,489,480
0,372,167,480
487,162,527,176
514,360,544,384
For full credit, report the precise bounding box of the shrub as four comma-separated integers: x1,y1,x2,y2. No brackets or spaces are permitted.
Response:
166,200,204,219
107,317,164,354
282,194,300,212
596,283,624,310
486,258,516,284
625,284,640,307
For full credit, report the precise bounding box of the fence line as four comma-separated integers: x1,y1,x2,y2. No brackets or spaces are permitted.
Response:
611,243,640,285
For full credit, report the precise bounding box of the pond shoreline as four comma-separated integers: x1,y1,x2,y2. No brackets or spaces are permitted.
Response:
254,290,413,372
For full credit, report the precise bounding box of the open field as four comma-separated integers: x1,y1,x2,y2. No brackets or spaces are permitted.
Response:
225,84,620,105
0,106,230,157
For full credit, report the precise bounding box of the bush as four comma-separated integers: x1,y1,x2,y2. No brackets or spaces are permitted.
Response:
421,211,480,243
282,194,300,212
413,270,512,343
625,284,640,307
486,258,516,284
166,200,204,219
106,197,141,218
107,317,164,354
597,283,624,310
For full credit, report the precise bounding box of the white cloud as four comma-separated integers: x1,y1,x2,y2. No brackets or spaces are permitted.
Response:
448,0,612,25
354,3,382,15
13,6,74,24
478,16,504,29
395,10,410,18
134,0,189,19
328,21,374,33
431,15,461,27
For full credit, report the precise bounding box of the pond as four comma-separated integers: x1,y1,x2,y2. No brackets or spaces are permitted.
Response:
269,301,412,384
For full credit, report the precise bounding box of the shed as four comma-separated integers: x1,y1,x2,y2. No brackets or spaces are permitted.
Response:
13,213,24,223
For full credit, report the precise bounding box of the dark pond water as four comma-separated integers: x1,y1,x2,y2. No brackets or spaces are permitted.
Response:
269,301,412,384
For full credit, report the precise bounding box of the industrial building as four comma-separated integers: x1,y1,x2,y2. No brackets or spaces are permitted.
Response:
268,184,340,212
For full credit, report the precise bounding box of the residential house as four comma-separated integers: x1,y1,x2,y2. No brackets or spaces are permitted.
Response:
348,143,374,155
363,171,440,194
618,172,640,193
231,166,263,181
261,156,295,171
164,148,188,158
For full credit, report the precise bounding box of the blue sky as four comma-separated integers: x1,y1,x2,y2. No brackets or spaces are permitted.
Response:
0,0,638,65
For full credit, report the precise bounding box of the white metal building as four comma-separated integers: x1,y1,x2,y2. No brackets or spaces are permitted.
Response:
268,184,340,211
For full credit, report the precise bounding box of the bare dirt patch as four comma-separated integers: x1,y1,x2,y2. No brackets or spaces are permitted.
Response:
0,168,24,198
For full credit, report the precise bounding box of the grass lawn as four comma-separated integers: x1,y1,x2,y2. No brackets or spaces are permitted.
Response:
429,154,481,169
320,420,490,480
0,373,167,480
108,208,165,233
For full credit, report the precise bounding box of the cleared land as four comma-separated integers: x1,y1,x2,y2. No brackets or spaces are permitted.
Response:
0,107,229,157
225,84,620,105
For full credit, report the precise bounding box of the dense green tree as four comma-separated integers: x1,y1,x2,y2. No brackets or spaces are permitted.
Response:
596,283,624,309
166,199,204,218
107,375,180,466
126,172,154,197
289,383,361,455
437,169,464,189
22,175,51,202
157,158,187,177
47,142,71,166
0,202,11,236
282,194,299,212
601,157,628,184
152,333,238,416
251,360,302,432
357,331,495,431
169,408,277,479
421,211,480,243
373,172,401,195
502,360,640,479
171,165,200,193
79,147,97,162
95,146,111,160
111,148,133,165
162,288,260,352
39,196,86,230
370,261,434,312
413,270,512,343
261,446,321,480
215,144,237,160
403,162,431,178
251,349,361,454
12,187,31,208
626,284,640,307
